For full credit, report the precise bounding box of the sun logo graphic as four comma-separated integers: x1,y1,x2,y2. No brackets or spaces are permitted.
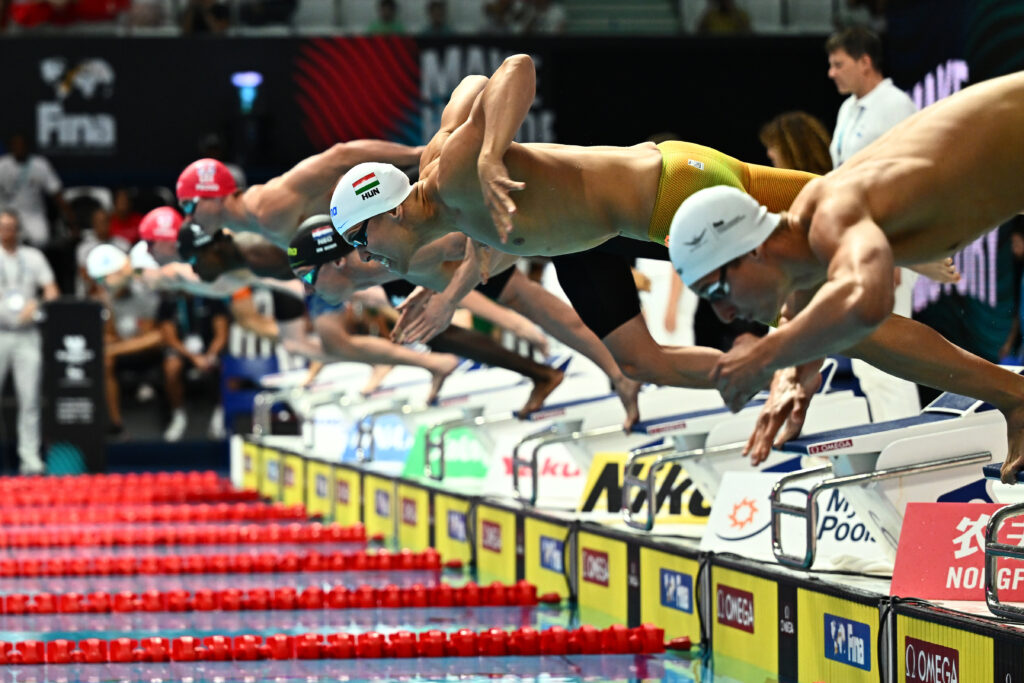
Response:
728,498,758,529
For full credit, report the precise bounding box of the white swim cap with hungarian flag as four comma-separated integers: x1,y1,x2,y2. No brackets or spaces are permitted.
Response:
330,162,413,240
668,185,781,288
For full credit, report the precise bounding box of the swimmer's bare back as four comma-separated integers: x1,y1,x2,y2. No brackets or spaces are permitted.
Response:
435,116,662,257
790,71,1024,265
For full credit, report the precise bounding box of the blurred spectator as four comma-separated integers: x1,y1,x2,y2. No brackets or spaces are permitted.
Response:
697,0,750,35
181,0,230,34
0,210,57,475
87,244,162,437
126,0,166,27
109,188,143,244
198,133,246,190
520,0,565,34
758,111,833,176
158,293,229,441
483,0,518,33
836,0,885,32
238,0,296,26
0,133,71,248
76,206,131,296
422,0,450,36
367,0,404,34
826,25,920,421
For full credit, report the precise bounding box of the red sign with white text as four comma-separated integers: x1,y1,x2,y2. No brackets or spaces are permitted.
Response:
891,502,1024,600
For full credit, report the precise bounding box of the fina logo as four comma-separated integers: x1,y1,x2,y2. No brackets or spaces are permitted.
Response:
314,474,328,499
37,57,116,152
447,510,467,542
824,613,871,671
266,460,279,482
539,536,563,573
55,334,94,383
659,569,693,614
374,489,391,517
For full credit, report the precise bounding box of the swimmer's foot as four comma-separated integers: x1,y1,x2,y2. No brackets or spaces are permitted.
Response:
614,376,642,431
1001,406,1024,484
360,364,395,396
516,367,565,419
426,355,460,405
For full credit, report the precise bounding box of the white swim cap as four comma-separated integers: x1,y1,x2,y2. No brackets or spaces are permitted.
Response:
668,185,781,288
329,162,413,240
86,243,129,280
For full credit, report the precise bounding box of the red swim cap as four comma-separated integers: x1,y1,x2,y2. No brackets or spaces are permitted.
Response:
176,158,238,201
138,206,183,242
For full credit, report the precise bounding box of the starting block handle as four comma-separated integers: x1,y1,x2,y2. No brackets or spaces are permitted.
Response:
514,423,622,507
620,443,675,531
986,503,1024,620
252,388,294,437
621,440,748,531
353,415,377,463
983,464,1024,482
771,451,992,569
769,464,833,569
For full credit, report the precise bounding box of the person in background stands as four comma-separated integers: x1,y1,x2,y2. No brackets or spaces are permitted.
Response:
108,188,143,245
367,0,404,34
158,292,229,441
759,111,834,176
0,133,72,249
87,244,163,437
0,210,58,474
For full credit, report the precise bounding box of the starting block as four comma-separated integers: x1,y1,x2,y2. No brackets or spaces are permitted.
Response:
620,360,870,531
770,391,1005,569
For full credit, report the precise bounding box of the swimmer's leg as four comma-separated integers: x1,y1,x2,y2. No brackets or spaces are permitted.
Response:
847,313,1024,484
428,325,563,417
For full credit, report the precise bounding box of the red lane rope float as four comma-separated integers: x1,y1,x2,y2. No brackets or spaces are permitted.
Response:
0,624,666,664
0,503,310,525
0,471,222,489
0,548,441,578
1,580,538,614
0,488,259,507
0,522,365,548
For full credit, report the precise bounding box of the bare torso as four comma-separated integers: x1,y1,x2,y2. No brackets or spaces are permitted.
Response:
435,128,663,256
791,71,1024,263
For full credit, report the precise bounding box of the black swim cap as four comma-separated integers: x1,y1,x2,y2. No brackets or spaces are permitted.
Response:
177,222,218,263
288,214,353,273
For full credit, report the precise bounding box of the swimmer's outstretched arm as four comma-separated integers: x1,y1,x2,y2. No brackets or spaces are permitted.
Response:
249,140,423,242
472,54,534,242
713,201,894,409
393,242,518,344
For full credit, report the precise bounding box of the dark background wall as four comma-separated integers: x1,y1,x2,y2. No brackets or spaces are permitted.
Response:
0,35,844,188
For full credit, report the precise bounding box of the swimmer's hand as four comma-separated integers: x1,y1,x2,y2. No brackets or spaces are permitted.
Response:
392,286,456,345
910,258,960,284
999,404,1024,484
711,336,775,413
478,154,525,243
744,364,821,466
